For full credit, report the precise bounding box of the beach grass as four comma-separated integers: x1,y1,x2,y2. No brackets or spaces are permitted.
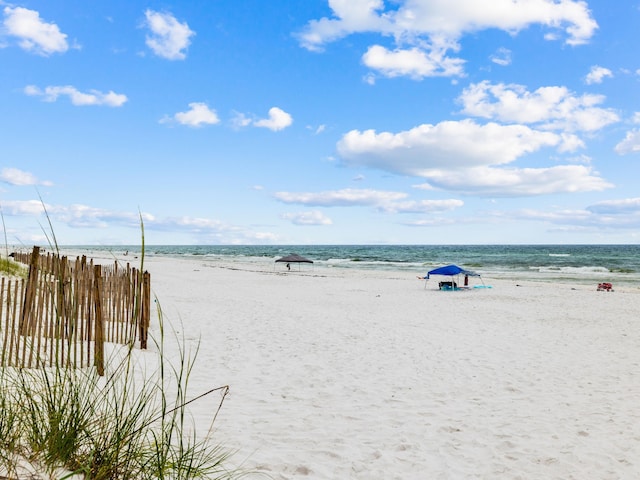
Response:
0,213,243,479
0,306,239,479
0,305,237,479
0,256,26,278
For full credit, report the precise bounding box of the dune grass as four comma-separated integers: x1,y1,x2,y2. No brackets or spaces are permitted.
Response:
0,256,26,278
0,308,239,480
0,212,245,479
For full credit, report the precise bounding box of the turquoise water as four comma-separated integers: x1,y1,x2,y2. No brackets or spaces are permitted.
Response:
65,244,640,285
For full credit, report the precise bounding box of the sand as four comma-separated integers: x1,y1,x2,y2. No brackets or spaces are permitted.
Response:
104,254,640,479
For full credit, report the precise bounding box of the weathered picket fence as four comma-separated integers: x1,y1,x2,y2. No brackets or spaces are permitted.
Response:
1,246,151,375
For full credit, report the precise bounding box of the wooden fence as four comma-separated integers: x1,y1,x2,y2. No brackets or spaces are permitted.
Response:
1,246,151,375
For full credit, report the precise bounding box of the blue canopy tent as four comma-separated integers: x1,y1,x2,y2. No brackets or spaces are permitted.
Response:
420,264,483,290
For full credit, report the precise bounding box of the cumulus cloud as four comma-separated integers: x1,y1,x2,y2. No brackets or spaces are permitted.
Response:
162,102,220,127
281,211,333,226
1,198,277,244
274,188,406,207
614,129,640,155
144,10,194,60
2,6,68,55
230,112,252,128
0,200,151,228
420,165,612,197
378,198,464,214
362,45,465,79
587,198,640,215
337,120,562,174
0,200,48,216
297,0,597,78
490,47,512,66
336,120,612,196
54,204,149,228
254,107,293,131
233,107,293,131
458,81,619,132
1,168,52,186
585,65,613,85
145,216,281,244
24,85,128,107
486,203,640,231
274,188,464,214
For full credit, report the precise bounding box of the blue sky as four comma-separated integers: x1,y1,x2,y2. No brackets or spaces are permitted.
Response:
1,0,640,246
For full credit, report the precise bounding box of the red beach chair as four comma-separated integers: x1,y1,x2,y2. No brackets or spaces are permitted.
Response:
597,282,613,291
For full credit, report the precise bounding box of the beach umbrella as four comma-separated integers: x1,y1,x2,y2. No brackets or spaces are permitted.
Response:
275,253,314,271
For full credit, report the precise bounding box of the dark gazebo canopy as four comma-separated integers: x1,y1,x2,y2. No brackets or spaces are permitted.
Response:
275,254,314,264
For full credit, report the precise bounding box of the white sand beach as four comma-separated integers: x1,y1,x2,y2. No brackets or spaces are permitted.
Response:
117,254,639,479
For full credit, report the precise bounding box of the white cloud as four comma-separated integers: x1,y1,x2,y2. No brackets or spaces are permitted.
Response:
24,85,128,107
55,204,148,228
338,119,562,174
232,107,293,131
0,200,149,228
297,0,388,52
0,200,48,216
587,198,640,215
1,199,278,244
298,0,597,78
378,198,464,214
404,217,459,227
274,188,407,207
458,81,619,132
336,119,613,197
274,188,464,214
230,112,252,128
254,107,293,131
614,129,640,155
421,165,612,196
281,211,333,226
585,65,613,85
309,124,326,134
164,102,220,127
488,204,640,231
490,47,511,66
1,168,52,186
362,45,465,79
2,6,68,55
144,10,194,60
147,216,281,244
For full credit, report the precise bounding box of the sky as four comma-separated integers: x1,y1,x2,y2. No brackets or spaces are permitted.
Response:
1,0,640,246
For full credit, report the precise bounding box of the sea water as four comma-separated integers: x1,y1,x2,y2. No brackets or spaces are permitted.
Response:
63,244,640,286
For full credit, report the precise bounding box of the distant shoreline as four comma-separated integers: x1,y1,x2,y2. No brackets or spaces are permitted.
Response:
46,244,640,288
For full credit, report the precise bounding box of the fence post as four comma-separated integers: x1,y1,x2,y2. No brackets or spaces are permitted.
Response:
19,245,40,335
139,271,151,349
93,264,105,376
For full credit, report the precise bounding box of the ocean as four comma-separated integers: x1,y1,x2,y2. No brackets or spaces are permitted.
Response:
64,244,640,286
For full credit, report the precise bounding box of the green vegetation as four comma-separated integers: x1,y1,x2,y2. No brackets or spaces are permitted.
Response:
0,213,246,479
0,256,27,278
0,311,239,479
